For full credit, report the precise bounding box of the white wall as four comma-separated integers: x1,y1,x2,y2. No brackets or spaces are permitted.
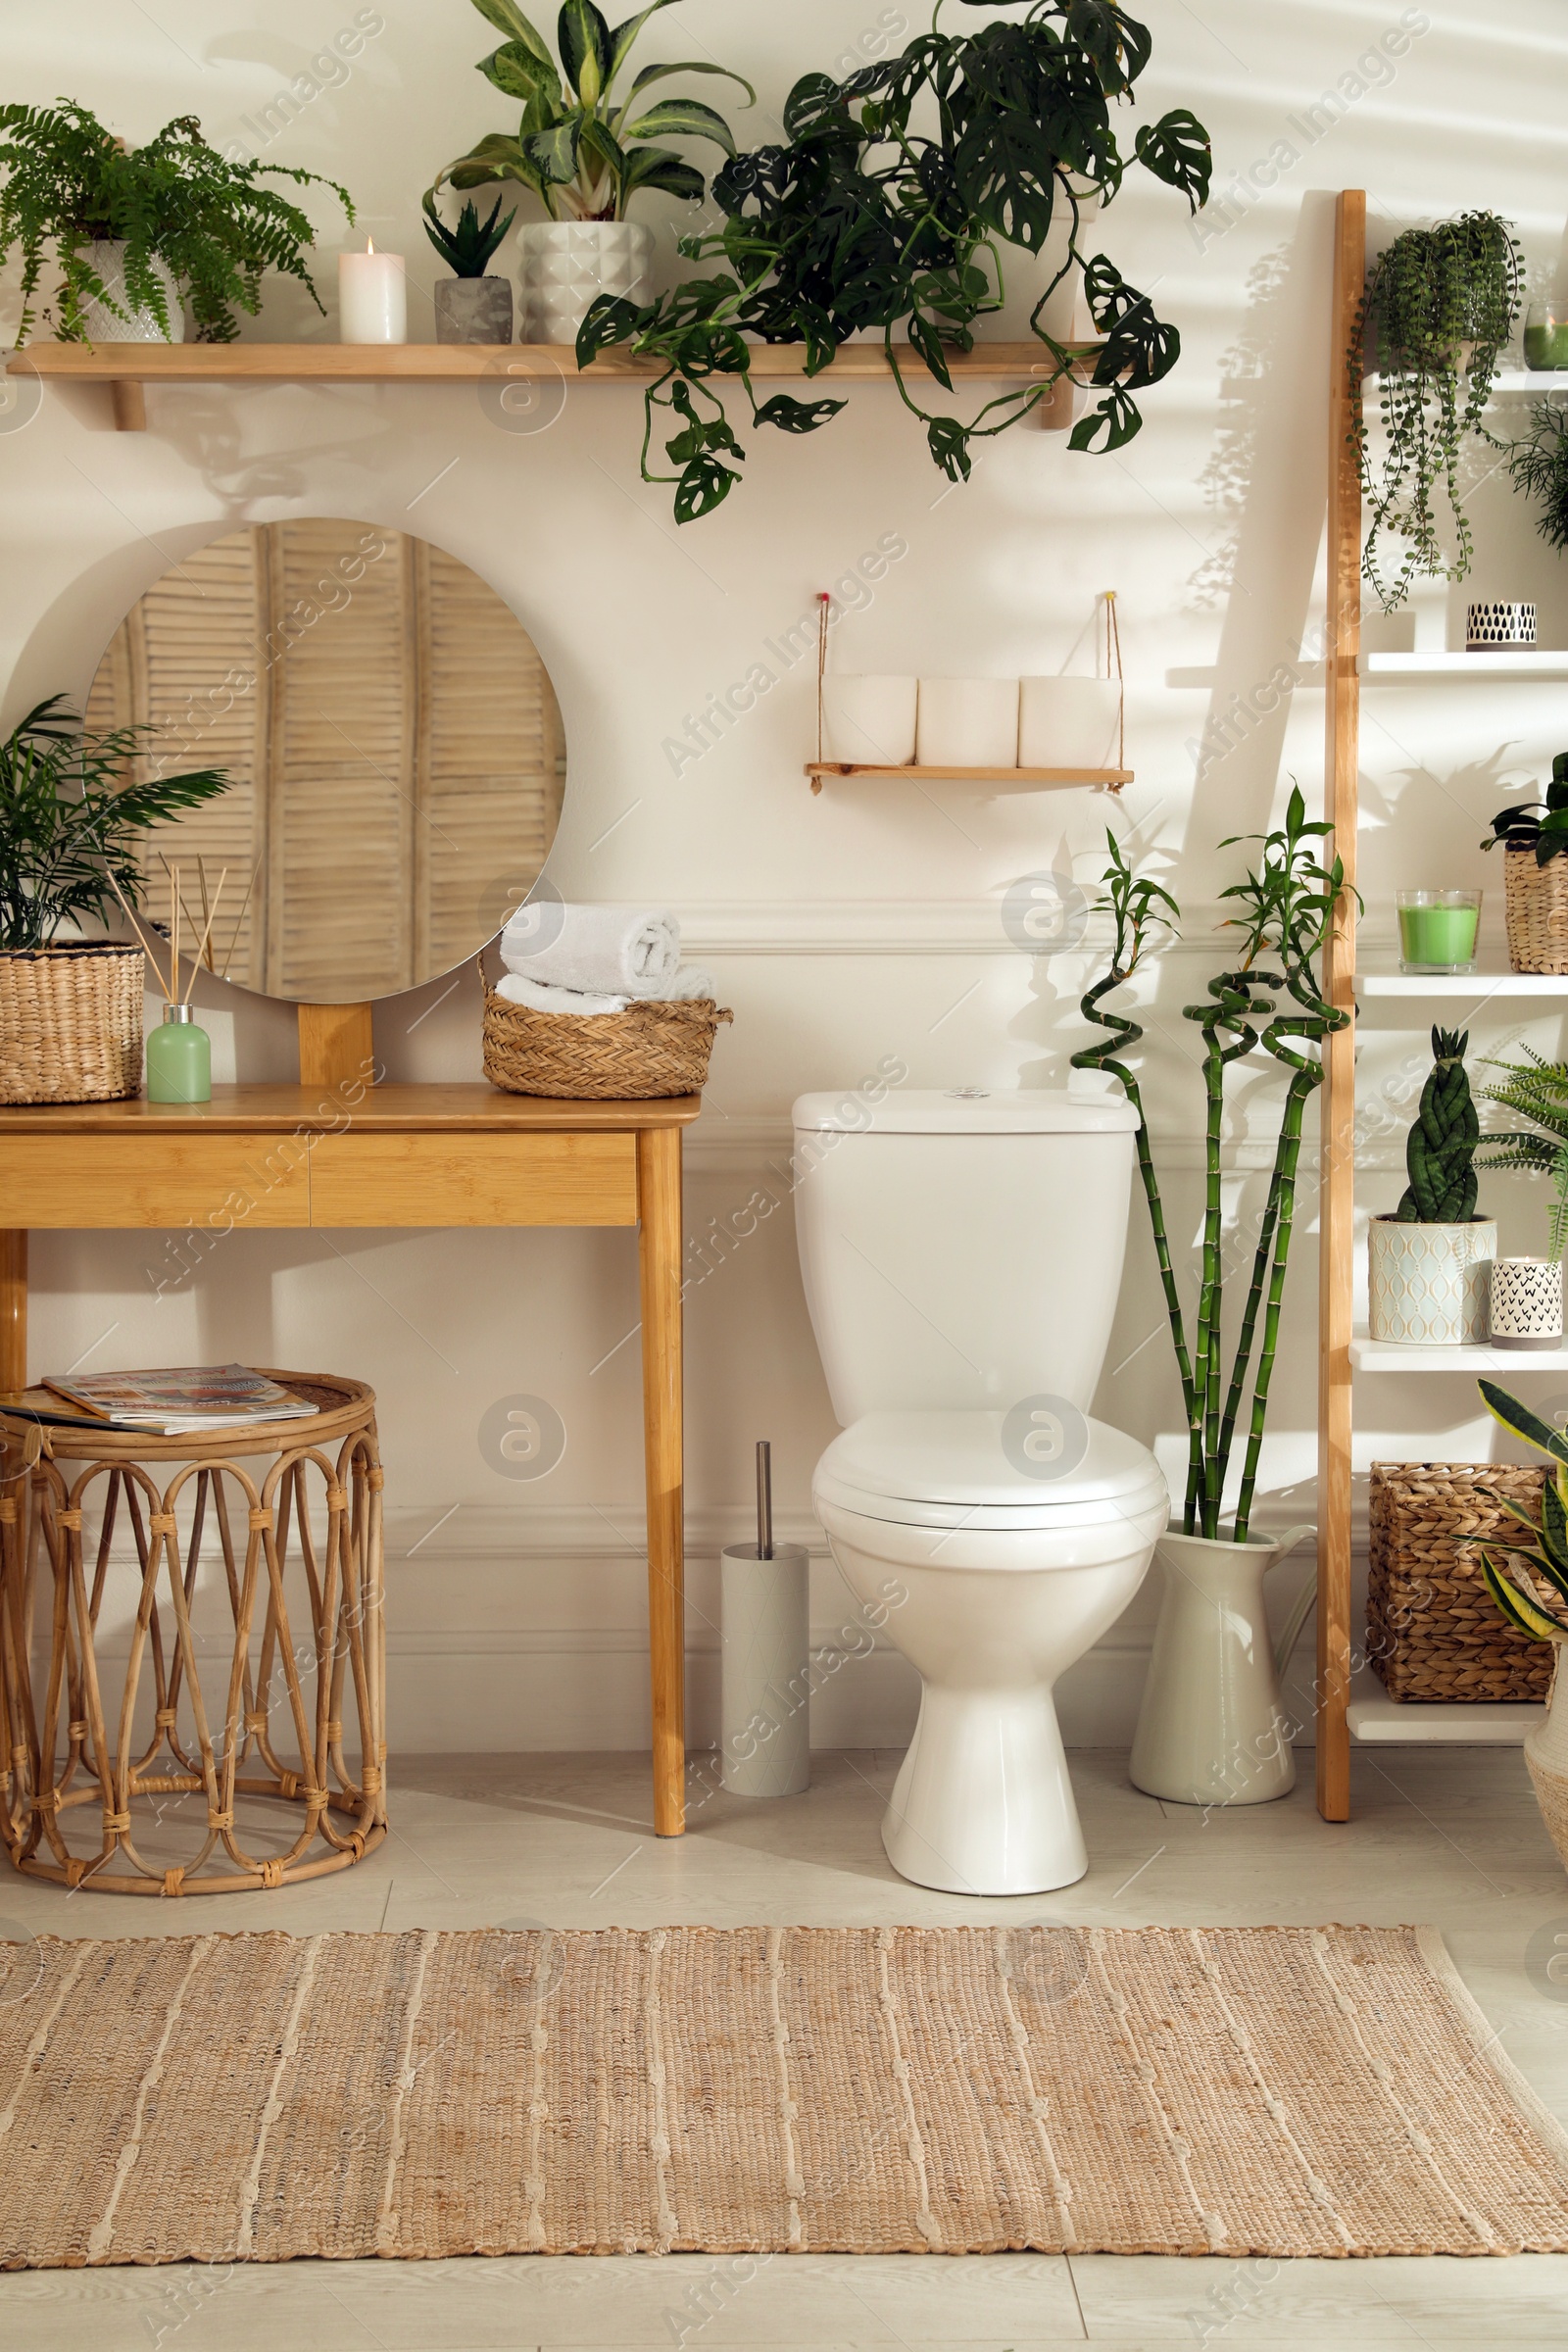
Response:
3,0,1566,1754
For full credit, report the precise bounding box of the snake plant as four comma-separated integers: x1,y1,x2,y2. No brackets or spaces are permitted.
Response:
1394,1028,1480,1224
1475,1381,1568,1642
1479,1046,1568,1264
1072,787,1349,1542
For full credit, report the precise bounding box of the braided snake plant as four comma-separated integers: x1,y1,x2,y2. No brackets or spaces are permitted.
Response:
1475,1381,1568,1644
1071,788,1349,1541
1393,1028,1479,1223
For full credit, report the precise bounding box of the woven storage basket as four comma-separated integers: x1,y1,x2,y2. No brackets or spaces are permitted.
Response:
1368,1460,1555,1702
0,943,144,1104
481,974,732,1100
1503,843,1568,974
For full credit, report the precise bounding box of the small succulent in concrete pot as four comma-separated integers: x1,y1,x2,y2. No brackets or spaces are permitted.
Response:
423,190,514,344
1369,1027,1494,1344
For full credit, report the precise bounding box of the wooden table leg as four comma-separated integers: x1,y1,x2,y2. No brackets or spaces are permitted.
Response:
0,1233,25,1394
638,1126,685,1836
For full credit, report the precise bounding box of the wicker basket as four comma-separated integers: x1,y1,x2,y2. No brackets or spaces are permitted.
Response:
1503,843,1568,974
0,944,144,1104
482,976,732,1100
1368,1460,1555,1702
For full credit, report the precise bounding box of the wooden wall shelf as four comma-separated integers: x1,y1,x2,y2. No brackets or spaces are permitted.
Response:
12,339,1102,432
807,761,1131,793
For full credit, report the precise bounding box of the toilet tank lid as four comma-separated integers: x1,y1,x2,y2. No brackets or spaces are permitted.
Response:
816,1410,1166,1514
792,1088,1139,1135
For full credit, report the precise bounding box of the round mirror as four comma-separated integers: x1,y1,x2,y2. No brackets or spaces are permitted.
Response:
85,520,566,1004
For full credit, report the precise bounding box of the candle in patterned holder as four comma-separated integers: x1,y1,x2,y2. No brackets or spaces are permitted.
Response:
1489,1256,1564,1349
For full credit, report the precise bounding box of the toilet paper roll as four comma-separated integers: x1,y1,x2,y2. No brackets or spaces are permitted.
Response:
721,1542,810,1796
916,677,1020,769
821,675,918,765
1018,676,1122,771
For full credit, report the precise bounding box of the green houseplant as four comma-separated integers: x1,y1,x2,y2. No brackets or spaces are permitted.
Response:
1484,752,1568,976
1071,791,1347,1806
1503,398,1568,552
0,102,354,345
1367,1028,1494,1347
0,696,229,1104
1474,1380,1568,1876
1474,1047,1568,1346
431,0,757,346
423,191,516,344
575,0,1212,522
1349,211,1524,611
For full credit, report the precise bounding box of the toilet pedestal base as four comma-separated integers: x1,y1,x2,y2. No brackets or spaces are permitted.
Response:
881,1683,1087,1896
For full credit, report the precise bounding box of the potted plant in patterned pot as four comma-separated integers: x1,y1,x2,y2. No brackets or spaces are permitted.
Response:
1368,1028,1495,1346
423,190,515,343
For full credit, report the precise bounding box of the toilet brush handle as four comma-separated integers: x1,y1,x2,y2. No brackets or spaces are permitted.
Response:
757,1440,773,1559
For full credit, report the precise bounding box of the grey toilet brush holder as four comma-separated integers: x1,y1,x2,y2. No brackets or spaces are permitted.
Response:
720,1441,809,1796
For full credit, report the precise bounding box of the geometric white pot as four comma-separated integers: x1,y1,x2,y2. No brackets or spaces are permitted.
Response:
517,220,653,345
1366,1215,1495,1345
820,675,918,765
1129,1523,1317,1807
915,677,1020,768
76,240,183,341
1490,1256,1564,1348
1017,675,1121,770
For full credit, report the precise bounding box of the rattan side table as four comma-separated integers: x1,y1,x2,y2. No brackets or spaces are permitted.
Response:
0,1371,386,1895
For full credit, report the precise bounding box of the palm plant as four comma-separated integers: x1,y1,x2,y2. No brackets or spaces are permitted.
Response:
0,697,229,952
432,0,756,224
1475,1380,1568,1642
0,102,353,345
1072,789,1349,1541
1479,1047,1568,1263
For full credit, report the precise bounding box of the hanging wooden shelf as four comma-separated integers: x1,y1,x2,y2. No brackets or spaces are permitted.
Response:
10,338,1105,432
806,761,1131,793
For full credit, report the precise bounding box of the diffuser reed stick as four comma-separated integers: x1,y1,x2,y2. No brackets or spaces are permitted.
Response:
107,869,173,1004
220,853,264,983
181,869,227,1004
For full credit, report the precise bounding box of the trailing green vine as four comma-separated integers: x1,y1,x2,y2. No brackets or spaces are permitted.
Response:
1348,210,1523,611
577,0,1211,522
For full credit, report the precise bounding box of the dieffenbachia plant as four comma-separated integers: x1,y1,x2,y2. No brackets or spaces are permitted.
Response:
1071,788,1349,1542
1476,1381,1568,1642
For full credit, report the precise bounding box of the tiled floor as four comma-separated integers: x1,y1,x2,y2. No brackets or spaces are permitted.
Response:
2,1745,1567,2348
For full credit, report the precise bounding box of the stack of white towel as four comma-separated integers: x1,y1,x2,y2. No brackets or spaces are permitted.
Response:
497,905,715,1016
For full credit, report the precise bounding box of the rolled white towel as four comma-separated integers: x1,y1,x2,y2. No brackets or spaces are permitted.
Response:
495,972,630,1016
664,965,717,1002
500,903,680,998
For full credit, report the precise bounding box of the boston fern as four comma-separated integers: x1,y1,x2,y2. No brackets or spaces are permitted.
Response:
0,697,229,951
1072,791,1349,1543
0,102,354,344
576,0,1212,522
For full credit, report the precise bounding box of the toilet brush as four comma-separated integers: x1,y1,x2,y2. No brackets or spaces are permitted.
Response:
720,1441,810,1796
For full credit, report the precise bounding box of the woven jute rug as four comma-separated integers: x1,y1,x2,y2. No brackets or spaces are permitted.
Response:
2,1923,1566,2266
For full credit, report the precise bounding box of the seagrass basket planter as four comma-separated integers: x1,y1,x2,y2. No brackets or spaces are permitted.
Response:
1502,844,1568,974
0,943,144,1103
481,973,732,1100
1368,1460,1555,1702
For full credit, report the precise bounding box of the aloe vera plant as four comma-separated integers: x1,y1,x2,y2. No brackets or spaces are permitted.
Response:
1072,789,1349,1541
1475,1381,1568,1642
1393,1028,1479,1223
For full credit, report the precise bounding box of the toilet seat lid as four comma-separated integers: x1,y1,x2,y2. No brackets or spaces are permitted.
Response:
813,1410,1166,1531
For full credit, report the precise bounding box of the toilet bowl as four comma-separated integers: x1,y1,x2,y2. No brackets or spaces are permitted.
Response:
793,1087,1164,1896
816,1411,1166,1893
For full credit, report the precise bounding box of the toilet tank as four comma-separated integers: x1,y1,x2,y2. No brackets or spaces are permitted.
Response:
792,1089,1140,1425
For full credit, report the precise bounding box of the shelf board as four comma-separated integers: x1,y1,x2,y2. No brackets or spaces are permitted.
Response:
1348,1690,1543,1744
1350,1326,1568,1372
1360,650,1568,676
1490,370,1568,395
1354,969,1568,997
9,338,1102,432
807,762,1131,793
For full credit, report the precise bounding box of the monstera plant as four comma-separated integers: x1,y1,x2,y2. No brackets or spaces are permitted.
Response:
576,0,1212,521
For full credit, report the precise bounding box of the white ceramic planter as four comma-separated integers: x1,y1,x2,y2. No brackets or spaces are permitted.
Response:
1525,1642,1568,1878
1367,1216,1495,1345
915,677,1020,769
1490,1256,1564,1348
517,220,652,344
1129,1524,1316,1806
76,241,183,341
1017,676,1121,770
820,675,918,765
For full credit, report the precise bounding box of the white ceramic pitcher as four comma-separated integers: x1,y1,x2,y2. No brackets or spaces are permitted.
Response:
1129,1523,1316,1807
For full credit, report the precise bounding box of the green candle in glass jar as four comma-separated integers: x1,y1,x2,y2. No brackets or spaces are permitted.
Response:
1524,303,1568,369
1396,891,1481,972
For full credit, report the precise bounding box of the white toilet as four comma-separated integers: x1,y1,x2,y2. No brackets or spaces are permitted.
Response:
794,1088,1167,1896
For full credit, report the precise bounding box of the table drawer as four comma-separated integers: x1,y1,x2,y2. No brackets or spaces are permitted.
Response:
0,1136,311,1228
308,1131,638,1226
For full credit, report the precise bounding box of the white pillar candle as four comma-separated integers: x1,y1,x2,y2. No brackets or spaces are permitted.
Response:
338,239,407,344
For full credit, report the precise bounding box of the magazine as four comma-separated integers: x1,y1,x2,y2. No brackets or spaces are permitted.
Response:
38,1364,318,1437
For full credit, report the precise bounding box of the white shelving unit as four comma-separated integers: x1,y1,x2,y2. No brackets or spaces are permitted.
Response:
1360,651,1568,676
1354,970,1568,999
1348,1685,1542,1744
1491,370,1568,395
1350,1328,1568,1372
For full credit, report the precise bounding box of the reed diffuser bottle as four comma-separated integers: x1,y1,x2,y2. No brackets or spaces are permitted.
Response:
116,861,226,1105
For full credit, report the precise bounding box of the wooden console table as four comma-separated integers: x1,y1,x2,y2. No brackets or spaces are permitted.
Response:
0,1081,700,1837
